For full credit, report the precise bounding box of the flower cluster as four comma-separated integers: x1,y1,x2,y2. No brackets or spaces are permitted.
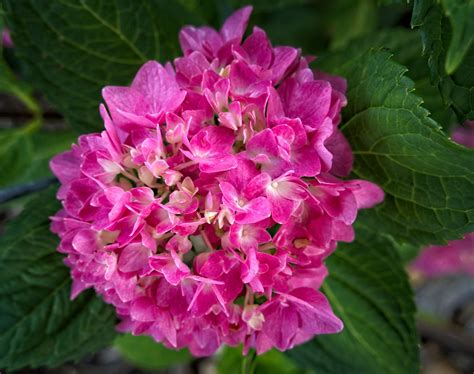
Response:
411,122,474,279
51,6,383,356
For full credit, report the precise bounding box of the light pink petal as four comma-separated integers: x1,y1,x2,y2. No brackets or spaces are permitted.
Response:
346,180,385,209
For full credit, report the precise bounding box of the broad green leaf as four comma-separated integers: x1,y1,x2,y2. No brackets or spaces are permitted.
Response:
0,186,117,371
412,0,474,121
114,334,191,370
3,0,200,133
320,28,457,129
217,346,309,374
286,222,419,374
316,49,474,247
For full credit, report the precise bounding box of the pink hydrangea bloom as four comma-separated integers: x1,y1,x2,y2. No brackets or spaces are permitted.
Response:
2,28,13,48
411,122,474,278
411,233,474,278
50,6,384,356
452,121,474,148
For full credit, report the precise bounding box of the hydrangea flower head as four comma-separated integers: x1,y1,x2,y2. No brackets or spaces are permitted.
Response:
50,6,384,356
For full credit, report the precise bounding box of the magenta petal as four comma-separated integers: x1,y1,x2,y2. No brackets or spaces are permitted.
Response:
270,46,299,83
235,197,272,224
289,287,344,334
242,246,260,283
325,129,354,177
118,243,151,273
267,191,295,224
102,86,148,128
247,129,279,159
280,79,332,128
50,149,81,198
242,27,272,68
70,279,89,300
220,5,253,43
290,145,321,177
332,221,355,242
230,60,262,96
452,121,474,148
243,173,271,199
131,60,186,117
199,155,237,173
130,296,157,321
266,86,285,123
72,229,97,255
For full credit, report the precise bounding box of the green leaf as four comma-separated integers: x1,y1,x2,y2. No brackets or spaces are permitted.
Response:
217,346,309,374
440,0,474,74
0,186,117,371
316,49,474,247
319,28,457,129
286,222,419,374
412,0,474,121
114,334,192,370
3,0,200,133
0,126,76,189
0,127,34,188
329,0,377,50
18,128,77,184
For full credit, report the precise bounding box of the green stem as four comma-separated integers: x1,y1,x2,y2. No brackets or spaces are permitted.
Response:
241,349,257,374
20,117,43,135
10,85,42,117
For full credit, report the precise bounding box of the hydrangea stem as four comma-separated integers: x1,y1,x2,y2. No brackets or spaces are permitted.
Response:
241,349,257,374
